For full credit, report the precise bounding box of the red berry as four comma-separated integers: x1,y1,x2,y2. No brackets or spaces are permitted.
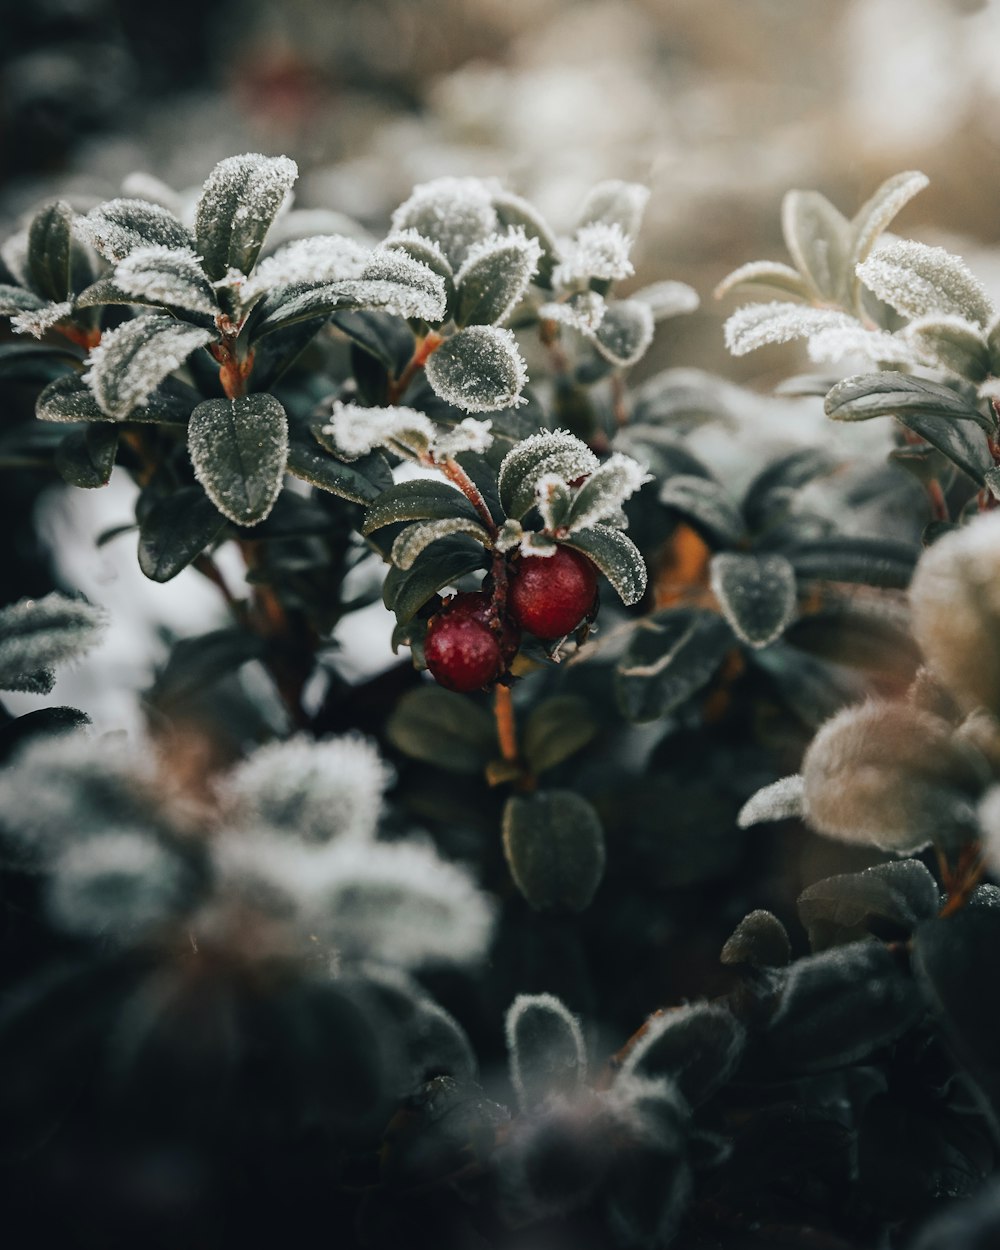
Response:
508,547,598,640
424,592,519,692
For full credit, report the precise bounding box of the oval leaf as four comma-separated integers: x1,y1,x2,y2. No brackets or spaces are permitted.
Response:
85,315,214,419
561,526,647,606
362,480,481,535
502,790,605,913
188,393,288,526
195,153,298,281
709,551,797,649
138,486,228,582
425,326,528,414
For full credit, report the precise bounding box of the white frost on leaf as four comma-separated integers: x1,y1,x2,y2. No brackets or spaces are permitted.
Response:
119,171,186,216
578,179,650,239
390,176,500,269
455,228,542,325
737,775,806,828
857,239,996,328
357,247,448,322
724,302,864,358
244,234,371,302
539,291,606,336
391,517,492,570
425,325,529,413
431,417,494,458
534,474,573,532
498,429,600,511
323,400,435,460
848,170,929,271
630,280,700,321
10,299,73,338
554,222,634,286
594,300,655,367
76,198,193,263
0,592,107,691
806,324,918,367
114,245,218,316
219,733,393,845
563,454,651,532
85,314,215,419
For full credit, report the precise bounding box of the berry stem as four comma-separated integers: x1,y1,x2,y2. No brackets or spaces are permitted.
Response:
494,684,519,763
388,330,443,403
438,456,497,537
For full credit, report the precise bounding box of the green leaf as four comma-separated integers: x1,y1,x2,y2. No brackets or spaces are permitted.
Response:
390,518,492,571
493,191,559,287
36,373,193,426
138,486,228,582
112,246,219,318
709,552,797,649
85,315,215,419
857,239,995,327
252,277,441,339
0,342,80,384
797,861,940,952
618,1003,745,1107
362,480,482,535
593,300,655,367
783,535,919,589
454,232,541,327
781,188,850,303
79,198,195,263
847,170,929,279
382,535,488,624
0,593,106,692
742,447,839,533
561,525,647,606
907,316,990,381
824,371,994,432
55,424,118,488
498,430,599,521
523,695,599,774
505,993,586,1111
27,201,73,302
897,410,994,485
330,309,414,374
194,153,298,281
658,474,745,547
424,326,528,413
502,790,605,912
0,284,47,316
187,393,288,526
386,686,496,774
286,440,391,504
720,910,791,969
616,609,734,722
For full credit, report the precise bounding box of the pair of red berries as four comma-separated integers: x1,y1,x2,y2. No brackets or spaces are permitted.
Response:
424,546,598,693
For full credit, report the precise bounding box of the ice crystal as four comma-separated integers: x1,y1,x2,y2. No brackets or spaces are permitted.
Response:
85,314,214,419
455,228,542,325
538,290,607,335
534,474,573,532
391,517,491,570
194,153,299,280
848,170,929,271
594,300,655,367
77,198,193,263
724,302,863,357
357,247,447,322
505,992,586,1111
187,394,288,526
857,239,996,327
243,234,370,302
737,775,806,828
0,592,107,692
220,734,393,845
554,222,634,286
563,453,650,531
10,299,73,338
323,400,435,460
431,417,494,458
424,325,529,413
390,176,500,268
114,245,218,317
498,430,600,511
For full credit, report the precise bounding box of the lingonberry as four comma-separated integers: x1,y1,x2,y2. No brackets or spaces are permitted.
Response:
424,591,519,692
507,546,598,640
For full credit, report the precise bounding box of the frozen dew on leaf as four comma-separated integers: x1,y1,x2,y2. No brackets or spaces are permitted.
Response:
505,992,587,1111
561,453,651,533
187,394,289,526
538,290,607,336
425,325,529,413
77,197,195,263
219,734,393,846
554,222,635,286
857,239,995,328
356,246,448,322
578,179,650,239
431,417,494,458
242,234,371,304
454,228,542,327
323,400,435,460
390,176,500,269
0,592,107,692
113,245,219,317
498,428,600,521
85,314,215,419
194,152,299,281
737,775,806,828
724,302,863,358
594,300,655,367
10,299,73,339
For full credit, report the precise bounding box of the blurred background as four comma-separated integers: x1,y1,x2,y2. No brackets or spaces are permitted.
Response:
3,0,1000,723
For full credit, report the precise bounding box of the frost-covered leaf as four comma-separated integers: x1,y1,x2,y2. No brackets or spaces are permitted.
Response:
616,609,733,722
221,734,392,845
619,1003,745,1107
382,229,454,288
502,790,605,912
593,300,655,368
724,302,862,358
506,993,586,1111
824,370,993,430
188,393,288,526
286,441,392,503
498,430,599,520
78,198,195,263
737,775,805,828
538,290,606,335
358,247,447,321
362,480,480,535
905,315,991,380
382,535,488,623
858,239,995,327
531,475,572,532
390,176,499,269
10,300,74,339
709,551,797,648
431,417,494,459
658,474,745,547
492,191,559,286
898,408,994,485
310,840,496,967
720,910,792,968
27,201,73,302
563,453,650,532
390,517,492,570
85,315,214,419
37,372,192,426
455,230,541,327
562,526,647,605
113,246,218,317
554,222,634,286
781,189,850,303
847,170,929,278
137,485,228,582
55,423,118,488
714,260,811,302
797,861,940,952
578,180,649,239
242,234,369,301
630,280,699,321
0,285,47,317
425,325,528,413
194,152,298,281
0,593,106,693
323,400,434,460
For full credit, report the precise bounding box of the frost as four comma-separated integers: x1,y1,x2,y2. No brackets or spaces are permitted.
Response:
10,299,73,338
857,239,996,327
579,180,650,238
554,222,634,286
499,429,600,521
848,170,929,271
455,228,542,325
714,260,809,301
506,992,586,1111
594,300,655,367
187,394,288,526
425,325,529,413
0,285,46,316
209,829,319,924
85,315,215,419
563,453,651,532
114,246,218,316
391,517,491,570
904,314,990,376
323,400,435,460
220,733,393,844
309,839,497,967
534,474,572,532
357,247,447,322
383,228,454,278
724,302,863,357
77,198,194,262
630,280,700,321
737,775,806,828
46,832,186,939
539,290,606,335
0,592,107,691
194,153,299,280
431,417,494,458
244,234,370,301
390,176,500,268
806,324,918,367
